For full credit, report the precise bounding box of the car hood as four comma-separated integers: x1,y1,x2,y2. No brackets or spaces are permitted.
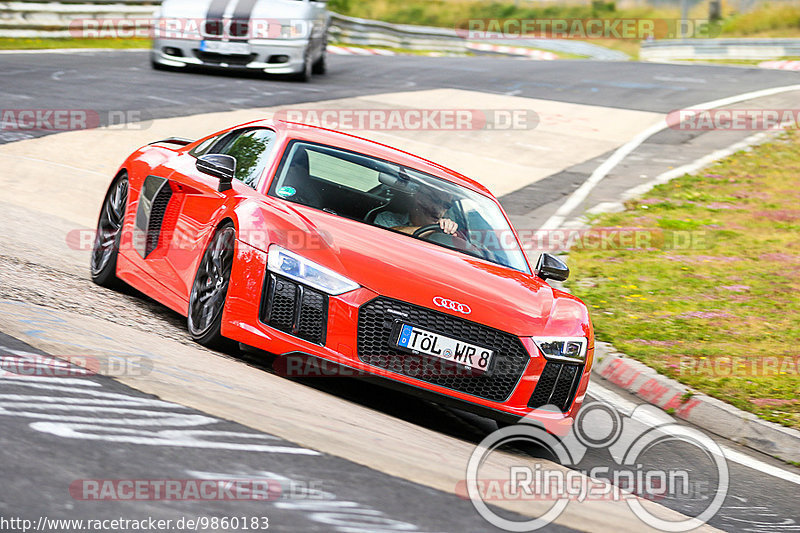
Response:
160,0,313,19
241,201,591,338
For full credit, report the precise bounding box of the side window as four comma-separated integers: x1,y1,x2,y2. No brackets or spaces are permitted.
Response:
206,128,277,189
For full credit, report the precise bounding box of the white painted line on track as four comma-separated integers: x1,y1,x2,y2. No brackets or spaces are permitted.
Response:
578,127,785,217
540,83,800,230
589,382,800,486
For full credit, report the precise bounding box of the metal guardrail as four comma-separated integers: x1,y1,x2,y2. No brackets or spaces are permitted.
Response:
641,38,800,60
328,13,467,52
0,3,470,51
0,1,630,60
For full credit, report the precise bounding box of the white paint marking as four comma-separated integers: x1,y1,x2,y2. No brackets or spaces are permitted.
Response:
654,75,707,84
1,376,102,386
0,395,181,407
617,127,788,204
540,83,800,230
147,95,185,106
589,382,800,486
1,374,320,455
31,423,321,454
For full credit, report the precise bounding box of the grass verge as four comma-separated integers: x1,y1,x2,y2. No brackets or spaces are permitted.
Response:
329,0,800,39
566,130,800,429
328,1,800,60
0,38,151,50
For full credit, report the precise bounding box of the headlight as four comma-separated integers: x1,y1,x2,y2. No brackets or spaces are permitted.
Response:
279,21,311,39
532,337,588,363
268,245,359,296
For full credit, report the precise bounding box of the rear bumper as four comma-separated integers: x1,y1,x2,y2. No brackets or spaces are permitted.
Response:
151,38,308,74
223,240,593,434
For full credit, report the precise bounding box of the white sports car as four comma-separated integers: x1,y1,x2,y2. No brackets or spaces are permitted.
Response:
151,0,330,81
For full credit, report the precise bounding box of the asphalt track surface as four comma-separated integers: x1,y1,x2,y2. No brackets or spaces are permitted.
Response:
0,332,546,533
2,51,799,145
1,50,800,532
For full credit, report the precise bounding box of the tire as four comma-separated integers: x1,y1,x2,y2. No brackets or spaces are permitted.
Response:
187,223,237,350
312,44,327,75
90,173,129,289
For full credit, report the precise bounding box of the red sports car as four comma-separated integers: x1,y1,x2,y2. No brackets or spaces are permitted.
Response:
91,119,594,432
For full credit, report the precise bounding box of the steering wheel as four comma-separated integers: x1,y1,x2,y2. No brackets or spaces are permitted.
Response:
412,224,444,238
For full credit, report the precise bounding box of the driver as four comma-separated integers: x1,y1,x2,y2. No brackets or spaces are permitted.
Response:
375,188,458,235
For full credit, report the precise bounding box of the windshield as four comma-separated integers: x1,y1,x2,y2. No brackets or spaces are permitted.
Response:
269,141,530,273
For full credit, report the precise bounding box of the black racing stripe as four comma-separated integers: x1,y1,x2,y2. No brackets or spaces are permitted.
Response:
206,0,230,19
230,0,260,38
205,0,232,37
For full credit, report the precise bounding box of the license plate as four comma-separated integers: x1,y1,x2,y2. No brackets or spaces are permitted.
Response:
200,40,250,55
395,324,494,372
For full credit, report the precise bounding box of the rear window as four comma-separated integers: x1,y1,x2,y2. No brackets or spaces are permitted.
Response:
307,150,380,193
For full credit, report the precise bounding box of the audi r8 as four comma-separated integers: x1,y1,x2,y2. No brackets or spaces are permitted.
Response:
151,0,329,81
90,119,594,431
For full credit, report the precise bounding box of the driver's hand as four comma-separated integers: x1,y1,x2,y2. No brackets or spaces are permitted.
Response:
438,218,458,235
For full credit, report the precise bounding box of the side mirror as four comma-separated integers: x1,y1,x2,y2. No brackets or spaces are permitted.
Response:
196,154,236,192
536,253,570,282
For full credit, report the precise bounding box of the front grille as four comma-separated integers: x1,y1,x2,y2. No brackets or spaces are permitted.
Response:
260,273,328,345
145,185,172,257
194,51,257,66
528,362,583,412
357,297,530,402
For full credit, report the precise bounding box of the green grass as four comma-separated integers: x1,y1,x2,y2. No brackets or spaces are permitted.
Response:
722,3,800,37
0,37,150,50
329,0,620,28
567,131,800,429
328,0,800,60
329,0,800,38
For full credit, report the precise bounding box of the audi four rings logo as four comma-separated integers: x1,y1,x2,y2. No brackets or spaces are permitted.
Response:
433,297,472,315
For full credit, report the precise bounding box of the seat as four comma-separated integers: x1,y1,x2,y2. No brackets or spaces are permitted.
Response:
282,147,323,208
365,192,412,225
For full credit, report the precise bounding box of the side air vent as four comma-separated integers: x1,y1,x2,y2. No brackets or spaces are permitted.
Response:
134,175,172,259
527,362,583,412
260,273,328,345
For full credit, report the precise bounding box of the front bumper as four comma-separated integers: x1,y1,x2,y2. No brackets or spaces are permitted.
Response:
151,38,308,74
223,240,593,434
